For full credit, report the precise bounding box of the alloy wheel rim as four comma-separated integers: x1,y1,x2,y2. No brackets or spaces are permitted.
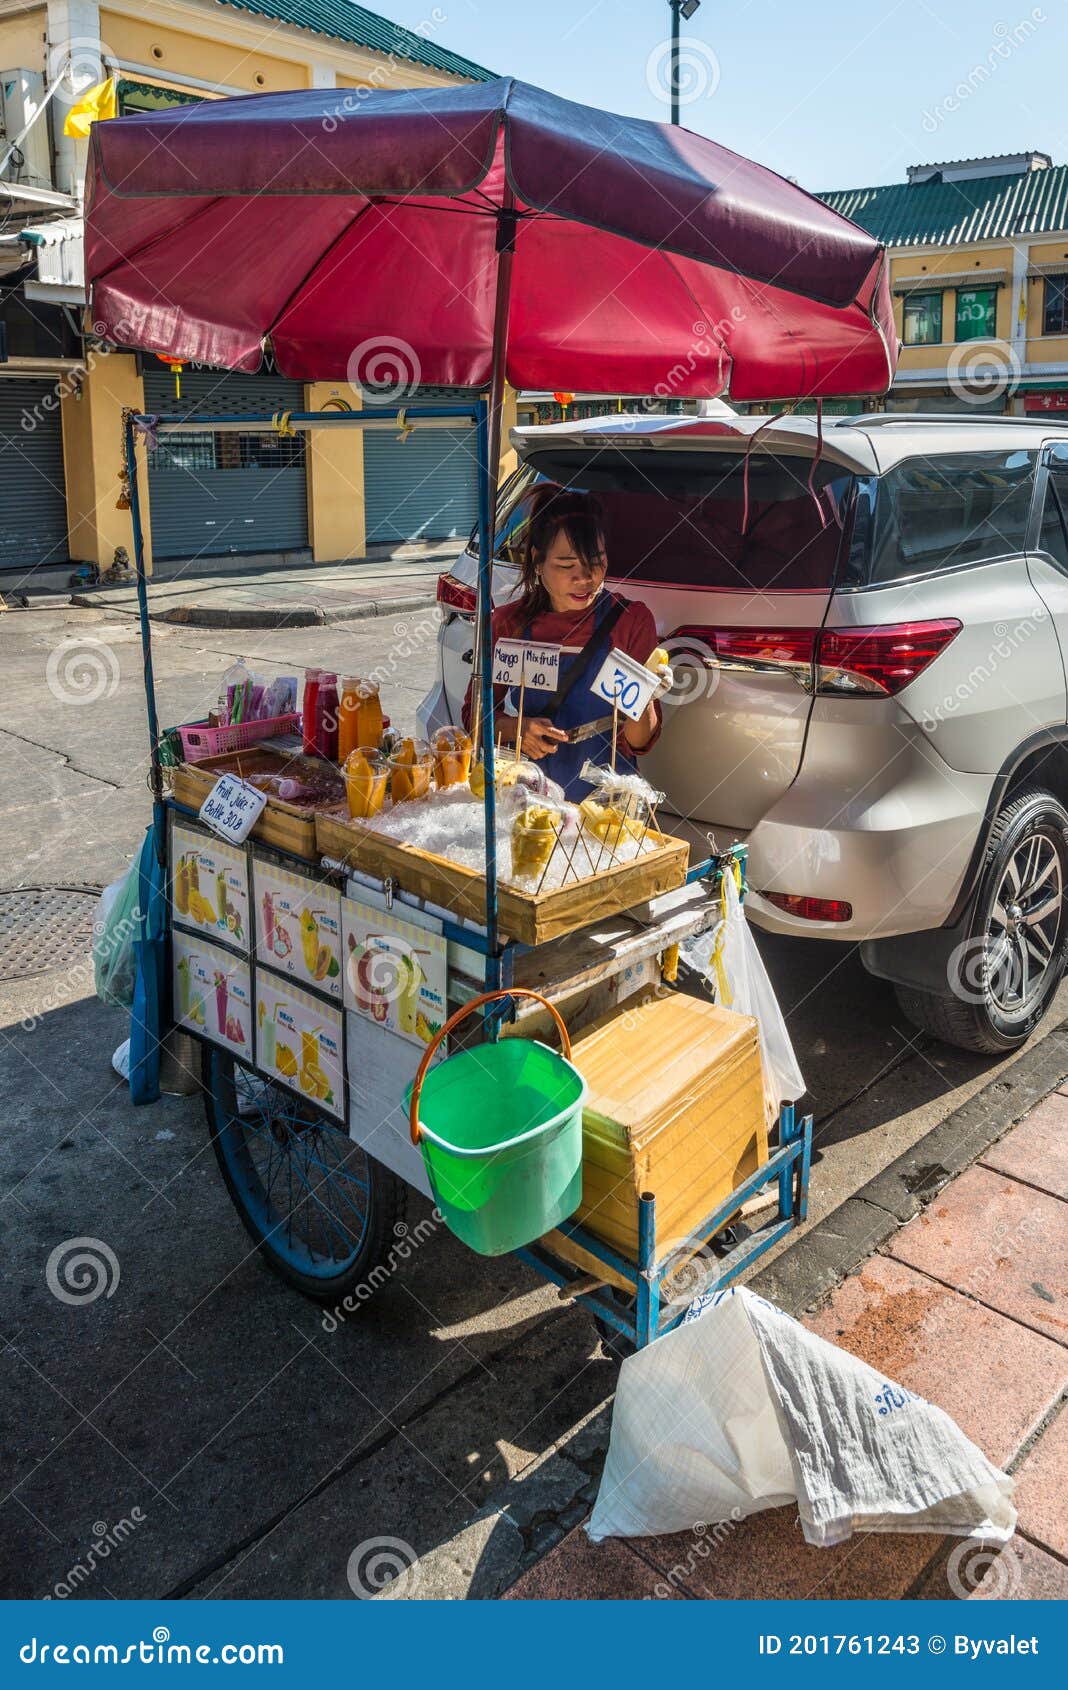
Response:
986,833,1063,1015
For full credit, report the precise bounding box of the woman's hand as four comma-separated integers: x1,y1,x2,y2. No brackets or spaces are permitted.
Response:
521,717,569,760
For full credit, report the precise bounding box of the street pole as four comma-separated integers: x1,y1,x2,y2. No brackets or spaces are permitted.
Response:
670,0,680,126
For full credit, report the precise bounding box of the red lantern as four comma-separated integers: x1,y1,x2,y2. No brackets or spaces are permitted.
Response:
158,354,184,399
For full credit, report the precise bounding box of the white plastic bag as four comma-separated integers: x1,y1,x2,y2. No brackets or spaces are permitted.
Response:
587,1288,1015,1548
684,870,804,1119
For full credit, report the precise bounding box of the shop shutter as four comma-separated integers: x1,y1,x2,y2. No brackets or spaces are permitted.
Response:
363,386,479,545
142,369,308,559
0,379,69,571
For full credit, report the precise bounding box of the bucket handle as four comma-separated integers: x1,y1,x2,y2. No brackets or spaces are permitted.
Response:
409,988,572,1145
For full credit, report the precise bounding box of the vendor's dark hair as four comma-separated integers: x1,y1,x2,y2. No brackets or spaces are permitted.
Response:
515,486,606,620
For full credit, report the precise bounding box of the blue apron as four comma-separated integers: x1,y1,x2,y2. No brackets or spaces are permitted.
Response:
508,592,635,801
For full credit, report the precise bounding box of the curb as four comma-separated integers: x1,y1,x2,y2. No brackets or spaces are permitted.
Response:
70,592,440,628
443,1017,1068,1601
157,593,440,629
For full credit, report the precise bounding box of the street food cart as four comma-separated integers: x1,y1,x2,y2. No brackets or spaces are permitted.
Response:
85,76,897,1349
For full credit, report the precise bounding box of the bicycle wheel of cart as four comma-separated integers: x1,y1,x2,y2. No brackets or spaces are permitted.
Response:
202,1046,407,1302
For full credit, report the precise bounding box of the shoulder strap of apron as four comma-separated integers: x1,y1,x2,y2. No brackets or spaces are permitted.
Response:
539,595,628,723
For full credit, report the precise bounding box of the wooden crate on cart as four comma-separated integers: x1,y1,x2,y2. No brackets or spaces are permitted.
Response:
171,748,326,861
540,990,769,1291
315,810,690,947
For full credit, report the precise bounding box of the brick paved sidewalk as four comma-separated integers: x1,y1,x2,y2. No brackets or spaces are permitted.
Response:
505,1088,1068,1602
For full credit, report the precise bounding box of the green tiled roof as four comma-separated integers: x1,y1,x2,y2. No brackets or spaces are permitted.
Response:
819,165,1068,247
214,0,497,81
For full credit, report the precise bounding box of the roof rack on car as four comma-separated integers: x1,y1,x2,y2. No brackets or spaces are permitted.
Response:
838,413,1063,428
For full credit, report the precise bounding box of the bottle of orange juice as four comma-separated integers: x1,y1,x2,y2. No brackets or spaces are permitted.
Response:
339,678,384,761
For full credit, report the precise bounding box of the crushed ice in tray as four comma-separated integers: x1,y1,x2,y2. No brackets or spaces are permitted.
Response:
358,783,656,889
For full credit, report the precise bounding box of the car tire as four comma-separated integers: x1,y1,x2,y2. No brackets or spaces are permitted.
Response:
895,787,1068,1055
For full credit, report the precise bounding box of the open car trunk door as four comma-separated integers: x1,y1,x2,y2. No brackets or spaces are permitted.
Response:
516,421,874,831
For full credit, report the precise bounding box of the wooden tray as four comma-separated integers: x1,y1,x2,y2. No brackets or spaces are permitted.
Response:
171,747,339,861
315,809,690,945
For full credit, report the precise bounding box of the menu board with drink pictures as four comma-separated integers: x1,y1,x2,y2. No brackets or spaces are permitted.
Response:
171,823,250,954
172,929,253,1062
341,895,447,1049
252,859,342,999
255,971,345,1123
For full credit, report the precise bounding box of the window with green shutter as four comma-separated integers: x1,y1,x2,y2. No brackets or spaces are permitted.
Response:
955,287,997,341
903,290,943,345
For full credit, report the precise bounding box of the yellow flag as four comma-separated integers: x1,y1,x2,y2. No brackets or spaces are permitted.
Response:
63,77,117,139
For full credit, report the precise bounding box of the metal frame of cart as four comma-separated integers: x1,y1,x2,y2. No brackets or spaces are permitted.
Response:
125,399,813,1351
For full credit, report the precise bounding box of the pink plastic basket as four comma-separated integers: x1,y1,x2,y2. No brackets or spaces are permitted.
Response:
177,713,301,763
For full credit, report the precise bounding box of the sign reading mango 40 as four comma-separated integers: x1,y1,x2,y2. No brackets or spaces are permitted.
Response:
491,639,560,690
590,648,659,722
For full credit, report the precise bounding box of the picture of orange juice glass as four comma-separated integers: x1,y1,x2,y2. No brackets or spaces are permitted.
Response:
388,738,434,803
344,749,389,819
432,726,472,789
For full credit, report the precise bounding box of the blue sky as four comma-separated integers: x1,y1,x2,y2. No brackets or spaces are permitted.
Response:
380,0,1065,192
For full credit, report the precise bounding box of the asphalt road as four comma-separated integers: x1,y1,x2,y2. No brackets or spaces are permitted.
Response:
2,597,1064,1599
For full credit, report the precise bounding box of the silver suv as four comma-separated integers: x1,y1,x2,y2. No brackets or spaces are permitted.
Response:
417,411,1068,1055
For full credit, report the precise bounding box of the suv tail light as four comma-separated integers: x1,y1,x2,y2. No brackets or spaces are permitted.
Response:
671,619,962,697
760,892,853,922
437,573,476,614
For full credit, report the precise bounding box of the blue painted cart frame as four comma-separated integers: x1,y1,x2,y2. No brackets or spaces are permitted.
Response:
127,400,812,1351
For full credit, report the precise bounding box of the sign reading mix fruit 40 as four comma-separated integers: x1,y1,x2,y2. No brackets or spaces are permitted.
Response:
252,861,342,999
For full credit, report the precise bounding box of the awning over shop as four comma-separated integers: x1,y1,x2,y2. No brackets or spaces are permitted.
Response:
892,269,1008,295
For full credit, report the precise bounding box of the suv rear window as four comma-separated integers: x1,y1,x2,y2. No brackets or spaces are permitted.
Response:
842,449,1036,588
502,452,853,592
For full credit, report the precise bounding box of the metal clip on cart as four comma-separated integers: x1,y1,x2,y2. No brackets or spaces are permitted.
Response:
127,399,811,1353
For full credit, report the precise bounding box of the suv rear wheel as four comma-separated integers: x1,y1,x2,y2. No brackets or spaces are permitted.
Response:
895,788,1068,1054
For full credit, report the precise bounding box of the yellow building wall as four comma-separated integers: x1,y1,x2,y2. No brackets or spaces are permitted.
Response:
890,245,1016,372
0,10,48,70
99,14,305,92
305,384,365,562
62,352,153,572
1025,238,1068,364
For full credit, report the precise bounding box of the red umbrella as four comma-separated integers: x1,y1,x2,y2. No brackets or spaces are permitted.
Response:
85,76,897,426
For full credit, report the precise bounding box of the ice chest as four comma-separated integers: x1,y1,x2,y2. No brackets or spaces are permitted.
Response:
540,990,768,1279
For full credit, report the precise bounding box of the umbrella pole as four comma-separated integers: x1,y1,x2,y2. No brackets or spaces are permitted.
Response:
125,412,166,862
476,190,517,1010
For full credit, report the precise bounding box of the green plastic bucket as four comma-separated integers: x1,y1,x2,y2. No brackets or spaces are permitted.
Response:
406,991,586,1256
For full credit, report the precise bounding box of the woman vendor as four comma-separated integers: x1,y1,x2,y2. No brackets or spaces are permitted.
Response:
462,487,668,801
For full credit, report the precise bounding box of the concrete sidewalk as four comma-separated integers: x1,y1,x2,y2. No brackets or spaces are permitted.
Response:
505,1085,1068,1602
63,551,451,629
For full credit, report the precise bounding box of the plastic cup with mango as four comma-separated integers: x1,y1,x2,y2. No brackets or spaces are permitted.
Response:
431,725,472,789
388,737,435,803
344,747,389,819
510,802,562,880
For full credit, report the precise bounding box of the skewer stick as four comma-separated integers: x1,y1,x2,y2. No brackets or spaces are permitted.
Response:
554,822,589,888
533,821,564,896
515,654,526,766
610,696,619,773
